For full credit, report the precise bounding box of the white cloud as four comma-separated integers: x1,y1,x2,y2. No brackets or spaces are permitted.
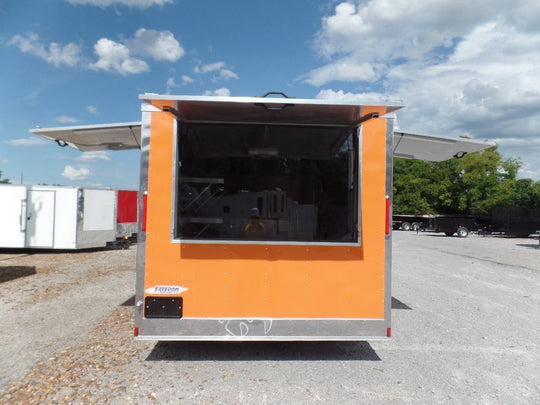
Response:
62,165,91,180
314,1,512,61
166,77,177,90
8,33,81,67
76,151,111,161
307,0,540,179
5,137,48,146
86,105,99,115
181,75,194,84
88,38,149,75
56,115,79,124
166,75,194,93
517,161,540,181
316,89,403,105
9,29,182,76
67,0,173,8
195,62,225,74
309,1,540,86
490,137,540,177
305,58,379,86
126,28,184,62
213,69,238,81
195,61,238,81
88,29,183,75
203,88,231,97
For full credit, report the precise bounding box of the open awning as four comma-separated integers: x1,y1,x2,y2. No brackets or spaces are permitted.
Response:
393,132,491,162
30,94,491,161
30,122,141,152
31,122,491,162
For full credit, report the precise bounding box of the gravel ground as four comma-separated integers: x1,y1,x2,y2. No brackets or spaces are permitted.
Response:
0,247,137,395
0,233,539,404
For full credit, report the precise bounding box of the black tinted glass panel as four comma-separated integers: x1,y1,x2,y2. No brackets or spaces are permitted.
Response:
175,123,359,243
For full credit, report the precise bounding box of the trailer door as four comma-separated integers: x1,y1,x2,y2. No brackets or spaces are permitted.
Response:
0,186,27,248
26,190,56,248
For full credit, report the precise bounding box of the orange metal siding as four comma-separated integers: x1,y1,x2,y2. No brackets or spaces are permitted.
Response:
144,107,387,319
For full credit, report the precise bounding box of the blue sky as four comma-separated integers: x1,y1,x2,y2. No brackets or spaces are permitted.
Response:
1,0,540,189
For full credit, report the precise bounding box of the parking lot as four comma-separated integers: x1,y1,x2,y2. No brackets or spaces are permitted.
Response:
1,231,539,404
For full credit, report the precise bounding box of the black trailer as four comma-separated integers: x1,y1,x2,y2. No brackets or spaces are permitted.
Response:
393,214,475,237
430,215,477,237
477,207,540,237
392,214,433,231
393,214,476,237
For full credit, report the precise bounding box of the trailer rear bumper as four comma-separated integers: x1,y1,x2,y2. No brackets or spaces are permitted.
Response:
134,317,390,341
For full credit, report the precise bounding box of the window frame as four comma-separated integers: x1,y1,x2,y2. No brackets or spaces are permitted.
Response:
170,119,363,246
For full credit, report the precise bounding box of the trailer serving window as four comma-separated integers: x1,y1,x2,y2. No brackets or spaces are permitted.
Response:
174,122,360,244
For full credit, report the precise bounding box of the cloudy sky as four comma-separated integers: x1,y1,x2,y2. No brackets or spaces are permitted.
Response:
1,0,539,189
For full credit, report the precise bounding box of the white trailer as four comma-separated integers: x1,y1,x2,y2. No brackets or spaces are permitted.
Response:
0,184,117,249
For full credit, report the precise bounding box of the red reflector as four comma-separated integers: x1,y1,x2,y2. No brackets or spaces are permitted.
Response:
134,327,139,337
142,193,148,232
385,196,390,235
387,327,392,338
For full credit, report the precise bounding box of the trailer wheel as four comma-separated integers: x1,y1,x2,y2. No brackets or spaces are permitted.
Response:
402,222,411,231
411,222,420,231
457,226,469,238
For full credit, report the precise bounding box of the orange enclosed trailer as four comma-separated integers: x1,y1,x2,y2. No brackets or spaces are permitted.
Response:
31,93,488,341
138,94,397,341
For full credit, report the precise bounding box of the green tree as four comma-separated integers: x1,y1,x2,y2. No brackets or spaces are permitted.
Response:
454,146,506,214
0,170,11,184
393,145,540,215
531,182,540,209
393,158,433,214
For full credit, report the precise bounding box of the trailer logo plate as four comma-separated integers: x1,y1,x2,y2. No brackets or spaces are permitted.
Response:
145,285,188,295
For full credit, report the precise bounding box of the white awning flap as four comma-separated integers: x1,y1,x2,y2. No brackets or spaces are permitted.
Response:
30,122,492,162
30,122,141,152
393,132,491,162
